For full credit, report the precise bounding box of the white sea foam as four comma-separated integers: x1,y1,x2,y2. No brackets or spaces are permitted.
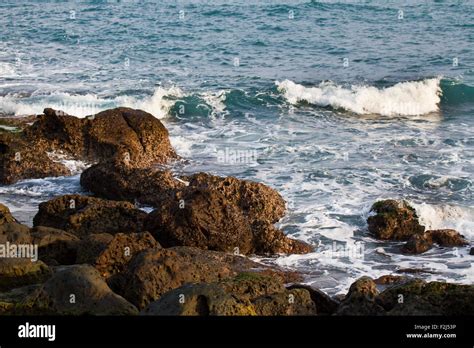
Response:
410,202,474,240
0,62,17,77
200,90,228,117
0,86,183,118
276,78,442,116
46,152,91,175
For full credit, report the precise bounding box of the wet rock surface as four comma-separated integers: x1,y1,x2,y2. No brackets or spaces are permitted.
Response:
1,107,177,184
367,200,425,240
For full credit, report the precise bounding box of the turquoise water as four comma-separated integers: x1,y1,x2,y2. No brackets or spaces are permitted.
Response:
0,1,473,293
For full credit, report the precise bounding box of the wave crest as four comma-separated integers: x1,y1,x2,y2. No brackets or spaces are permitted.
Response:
276,78,442,116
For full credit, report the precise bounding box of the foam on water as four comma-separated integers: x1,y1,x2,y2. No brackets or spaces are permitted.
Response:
46,152,91,175
0,86,183,118
276,78,442,116
410,202,474,240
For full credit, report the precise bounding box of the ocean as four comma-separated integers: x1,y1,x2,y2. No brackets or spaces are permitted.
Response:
0,0,473,294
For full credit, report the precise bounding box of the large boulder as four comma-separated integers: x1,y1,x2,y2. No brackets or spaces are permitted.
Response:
30,226,80,265
112,246,271,309
0,132,70,185
33,194,148,237
145,187,255,253
80,160,184,205
336,276,385,315
80,164,286,225
76,232,160,279
1,107,177,184
367,200,425,240
185,172,286,224
145,188,311,255
376,279,474,315
0,259,52,292
142,273,318,316
29,264,138,315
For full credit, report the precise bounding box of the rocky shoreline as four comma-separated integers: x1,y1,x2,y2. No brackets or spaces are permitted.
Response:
0,108,473,316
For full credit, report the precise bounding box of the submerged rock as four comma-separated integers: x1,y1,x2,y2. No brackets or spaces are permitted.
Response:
367,200,425,240
33,194,148,237
402,233,433,254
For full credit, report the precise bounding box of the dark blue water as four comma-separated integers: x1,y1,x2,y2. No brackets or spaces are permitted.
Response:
1,0,473,293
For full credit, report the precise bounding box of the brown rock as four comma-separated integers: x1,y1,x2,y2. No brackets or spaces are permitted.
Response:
0,204,31,244
141,273,317,316
80,160,184,205
145,187,255,253
29,264,138,315
367,200,425,240
145,188,311,255
336,276,385,315
1,107,177,184
286,283,339,314
402,233,433,254
113,246,264,309
0,203,17,224
0,259,52,291
376,279,474,315
30,226,80,265
0,132,70,185
427,229,468,247
251,221,313,255
0,222,31,244
374,275,406,285
402,229,467,254
77,232,160,279
186,172,286,224
33,194,148,237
